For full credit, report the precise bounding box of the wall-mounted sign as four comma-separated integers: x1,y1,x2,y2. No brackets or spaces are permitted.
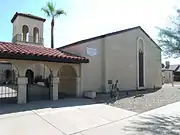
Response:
86,47,97,56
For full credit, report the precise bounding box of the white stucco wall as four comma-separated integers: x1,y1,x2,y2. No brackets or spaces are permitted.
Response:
136,29,162,88
104,29,162,90
104,30,137,91
62,39,104,93
61,27,162,93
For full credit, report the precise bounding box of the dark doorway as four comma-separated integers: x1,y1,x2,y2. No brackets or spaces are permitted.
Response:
139,51,144,87
26,65,52,102
4,69,12,83
25,69,34,84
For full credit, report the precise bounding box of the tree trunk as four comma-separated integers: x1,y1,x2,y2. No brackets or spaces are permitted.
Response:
51,18,54,48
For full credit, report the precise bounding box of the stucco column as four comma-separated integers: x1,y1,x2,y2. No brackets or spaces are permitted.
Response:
52,77,59,100
76,76,81,97
79,64,84,96
17,77,28,104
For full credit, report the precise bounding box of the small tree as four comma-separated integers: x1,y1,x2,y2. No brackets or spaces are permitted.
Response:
157,9,180,58
42,2,66,48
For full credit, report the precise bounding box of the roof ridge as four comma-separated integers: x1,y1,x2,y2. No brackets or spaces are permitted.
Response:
57,26,141,49
57,26,161,51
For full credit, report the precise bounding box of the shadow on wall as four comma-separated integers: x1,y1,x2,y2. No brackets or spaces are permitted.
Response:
123,114,180,135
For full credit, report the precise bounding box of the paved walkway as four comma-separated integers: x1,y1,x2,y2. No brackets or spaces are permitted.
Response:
0,99,136,135
0,99,179,135
78,101,180,135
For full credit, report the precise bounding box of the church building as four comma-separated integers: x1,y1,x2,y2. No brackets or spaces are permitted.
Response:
0,12,162,104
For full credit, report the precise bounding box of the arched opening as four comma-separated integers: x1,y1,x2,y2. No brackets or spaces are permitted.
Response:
137,38,145,88
22,25,29,42
4,69,11,83
25,69,34,84
58,65,77,98
0,61,19,104
33,27,39,43
25,63,52,102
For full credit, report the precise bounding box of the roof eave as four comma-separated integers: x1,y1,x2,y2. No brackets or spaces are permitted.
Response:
11,12,46,23
0,52,89,64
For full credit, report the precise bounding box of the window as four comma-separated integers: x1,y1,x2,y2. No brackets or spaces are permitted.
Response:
138,38,145,87
139,39,144,52
22,25,29,42
33,27,39,43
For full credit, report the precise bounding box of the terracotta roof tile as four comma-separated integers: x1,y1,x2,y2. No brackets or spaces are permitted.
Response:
0,42,89,63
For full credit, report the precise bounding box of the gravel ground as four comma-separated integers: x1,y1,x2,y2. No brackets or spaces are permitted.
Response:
95,83,180,113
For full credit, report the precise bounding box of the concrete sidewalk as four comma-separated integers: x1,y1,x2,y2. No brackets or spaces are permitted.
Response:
0,99,136,135
78,101,180,135
0,99,179,135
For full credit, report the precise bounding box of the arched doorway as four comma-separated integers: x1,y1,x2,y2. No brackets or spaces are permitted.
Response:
25,69,34,84
26,63,52,102
58,65,77,98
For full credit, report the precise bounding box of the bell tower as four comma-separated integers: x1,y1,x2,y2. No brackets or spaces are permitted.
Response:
11,12,46,46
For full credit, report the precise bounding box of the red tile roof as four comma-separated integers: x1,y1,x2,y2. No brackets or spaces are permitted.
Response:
0,42,89,63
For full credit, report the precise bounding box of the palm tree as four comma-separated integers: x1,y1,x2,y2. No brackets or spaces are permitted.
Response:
42,2,66,48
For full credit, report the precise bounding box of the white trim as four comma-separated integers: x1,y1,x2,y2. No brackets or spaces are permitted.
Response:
136,37,145,89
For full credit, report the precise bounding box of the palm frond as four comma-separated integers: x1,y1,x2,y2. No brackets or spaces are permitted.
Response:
54,9,66,17
41,7,50,17
47,2,55,15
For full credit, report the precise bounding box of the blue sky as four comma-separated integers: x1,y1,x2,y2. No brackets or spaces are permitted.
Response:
0,0,179,64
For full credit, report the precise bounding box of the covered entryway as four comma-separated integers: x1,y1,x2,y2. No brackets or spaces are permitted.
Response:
58,65,77,98
0,41,89,104
26,64,52,102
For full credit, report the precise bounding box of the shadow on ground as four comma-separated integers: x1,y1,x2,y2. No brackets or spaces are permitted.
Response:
95,88,161,104
0,98,96,115
123,114,180,135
